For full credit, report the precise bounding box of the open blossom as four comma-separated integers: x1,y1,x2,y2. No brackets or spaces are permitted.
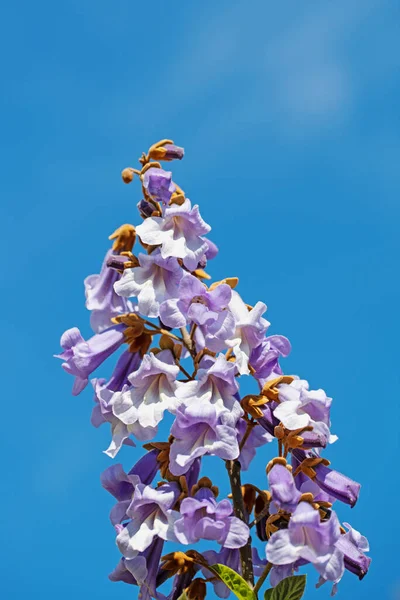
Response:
250,335,291,382
257,401,329,449
114,250,182,318
159,273,229,329
91,349,141,427
226,290,269,375
55,325,125,395
142,167,176,204
174,354,243,426
136,199,211,271
273,378,337,443
99,351,179,455
111,350,179,430
84,249,133,333
169,401,240,476
116,482,179,557
174,487,249,549
110,537,165,600
267,502,343,584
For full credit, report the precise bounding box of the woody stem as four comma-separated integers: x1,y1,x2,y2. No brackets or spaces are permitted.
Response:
253,562,272,596
225,460,254,587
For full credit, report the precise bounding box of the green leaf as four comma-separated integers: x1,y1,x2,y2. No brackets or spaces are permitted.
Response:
176,592,188,600
209,564,257,600
264,589,274,600
271,575,306,600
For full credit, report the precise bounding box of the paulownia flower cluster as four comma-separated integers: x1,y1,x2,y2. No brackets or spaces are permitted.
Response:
56,140,370,600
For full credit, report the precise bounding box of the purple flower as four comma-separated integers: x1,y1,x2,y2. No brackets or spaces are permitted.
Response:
267,463,301,512
110,350,179,431
292,449,361,507
110,538,166,600
91,349,141,427
84,249,133,333
116,482,180,557
267,502,343,584
101,452,161,525
143,167,176,205
136,199,211,271
174,354,243,426
273,378,337,444
169,401,240,476
174,487,249,548
226,291,269,375
237,420,273,471
335,522,371,580
250,335,291,382
114,251,183,318
159,273,232,329
258,402,328,449
55,325,125,395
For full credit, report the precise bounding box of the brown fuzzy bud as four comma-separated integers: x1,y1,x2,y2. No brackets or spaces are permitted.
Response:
121,168,134,184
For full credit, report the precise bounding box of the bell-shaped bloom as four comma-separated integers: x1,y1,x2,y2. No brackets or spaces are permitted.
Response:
236,419,273,471
91,349,141,427
84,249,133,333
267,502,343,584
136,199,211,271
143,167,176,204
117,482,180,558
273,378,337,444
159,274,233,345
334,522,371,579
169,401,240,476
55,325,125,395
174,354,242,427
258,402,328,449
111,350,179,431
110,538,166,600
250,335,291,382
174,487,249,549
226,291,269,375
114,251,182,318
101,452,161,525
267,463,301,513
292,449,361,507
315,521,371,595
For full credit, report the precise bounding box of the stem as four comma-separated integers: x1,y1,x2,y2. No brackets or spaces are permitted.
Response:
249,502,270,529
142,319,183,343
180,326,194,354
176,362,193,380
225,460,254,586
239,419,257,452
253,562,272,596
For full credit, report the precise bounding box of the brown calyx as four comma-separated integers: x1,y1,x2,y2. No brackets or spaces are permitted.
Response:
109,224,136,253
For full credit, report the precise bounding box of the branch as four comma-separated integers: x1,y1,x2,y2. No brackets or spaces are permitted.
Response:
225,460,254,586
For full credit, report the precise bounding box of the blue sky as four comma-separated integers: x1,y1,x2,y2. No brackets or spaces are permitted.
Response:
1,0,399,598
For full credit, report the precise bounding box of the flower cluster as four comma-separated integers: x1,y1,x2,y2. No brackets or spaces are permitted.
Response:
56,139,370,599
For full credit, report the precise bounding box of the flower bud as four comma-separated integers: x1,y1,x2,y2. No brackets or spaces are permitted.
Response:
186,578,207,600
121,168,134,184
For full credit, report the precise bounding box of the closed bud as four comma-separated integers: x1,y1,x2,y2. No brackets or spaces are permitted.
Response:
186,578,207,600
121,167,134,184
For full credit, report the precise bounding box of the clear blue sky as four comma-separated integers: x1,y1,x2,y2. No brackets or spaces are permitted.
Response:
1,1,399,599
